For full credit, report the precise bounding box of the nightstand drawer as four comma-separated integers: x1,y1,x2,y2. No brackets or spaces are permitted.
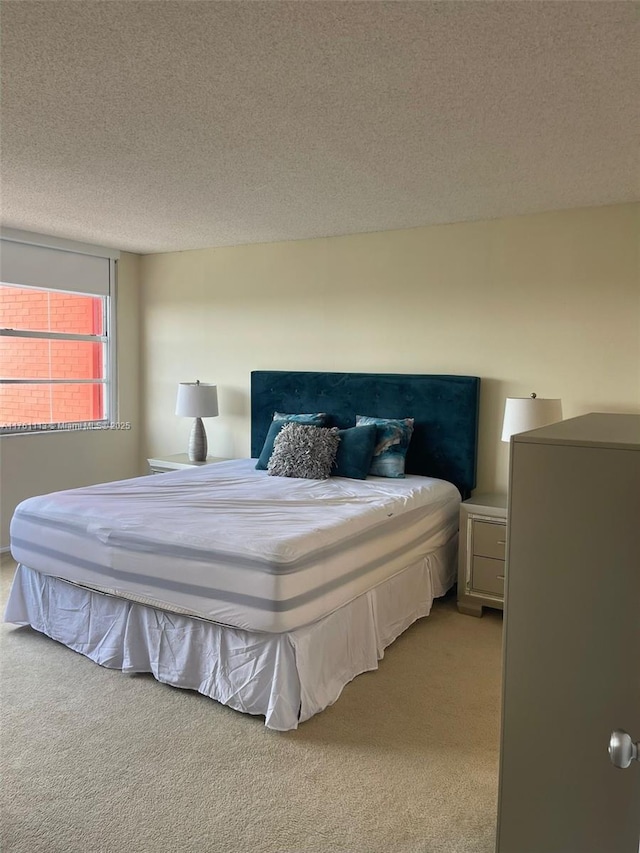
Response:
457,492,507,617
472,556,505,596
473,520,507,560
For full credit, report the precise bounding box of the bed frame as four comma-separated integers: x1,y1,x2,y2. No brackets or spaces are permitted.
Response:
251,371,480,497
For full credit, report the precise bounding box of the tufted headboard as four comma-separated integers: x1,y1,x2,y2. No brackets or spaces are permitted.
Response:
251,371,480,498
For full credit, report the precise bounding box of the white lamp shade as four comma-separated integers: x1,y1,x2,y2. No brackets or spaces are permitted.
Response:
501,396,562,442
175,382,219,418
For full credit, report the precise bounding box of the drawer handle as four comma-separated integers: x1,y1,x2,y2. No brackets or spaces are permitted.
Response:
497,540,506,546
497,574,505,581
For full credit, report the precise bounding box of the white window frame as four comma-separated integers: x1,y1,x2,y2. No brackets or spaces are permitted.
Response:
0,229,119,435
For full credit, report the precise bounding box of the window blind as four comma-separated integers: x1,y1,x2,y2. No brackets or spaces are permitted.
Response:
0,231,119,296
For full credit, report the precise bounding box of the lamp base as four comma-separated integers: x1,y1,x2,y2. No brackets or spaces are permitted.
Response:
188,417,208,462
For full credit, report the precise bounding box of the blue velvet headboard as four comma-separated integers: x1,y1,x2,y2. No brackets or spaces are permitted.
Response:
251,371,480,498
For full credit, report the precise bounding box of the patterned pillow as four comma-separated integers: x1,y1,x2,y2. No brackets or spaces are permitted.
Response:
355,415,415,478
273,412,327,424
268,423,340,480
255,412,327,470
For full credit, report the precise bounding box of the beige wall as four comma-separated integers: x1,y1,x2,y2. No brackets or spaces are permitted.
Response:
2,205,637,547
0,251,143,547
141,203,639,496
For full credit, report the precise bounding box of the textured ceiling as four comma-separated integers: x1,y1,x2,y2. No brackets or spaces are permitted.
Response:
1,1,638,254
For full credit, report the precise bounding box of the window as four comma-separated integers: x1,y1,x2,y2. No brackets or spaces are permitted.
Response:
0,232,118,434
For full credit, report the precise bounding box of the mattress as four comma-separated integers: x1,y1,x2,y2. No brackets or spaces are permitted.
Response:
10,458,460,633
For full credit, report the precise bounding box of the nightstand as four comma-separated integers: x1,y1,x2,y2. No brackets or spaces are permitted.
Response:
147,453,231,474
457,492,508,617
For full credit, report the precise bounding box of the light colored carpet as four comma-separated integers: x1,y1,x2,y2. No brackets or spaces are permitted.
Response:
0,555,502,853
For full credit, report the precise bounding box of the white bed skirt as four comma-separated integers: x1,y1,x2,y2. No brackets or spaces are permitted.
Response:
4,539,456,731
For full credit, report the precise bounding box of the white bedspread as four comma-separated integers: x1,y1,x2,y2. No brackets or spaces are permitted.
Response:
10,459,460,632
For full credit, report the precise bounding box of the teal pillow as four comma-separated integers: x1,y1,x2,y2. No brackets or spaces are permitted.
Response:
356,416,415,478
332,424,377,480
255,412,327,470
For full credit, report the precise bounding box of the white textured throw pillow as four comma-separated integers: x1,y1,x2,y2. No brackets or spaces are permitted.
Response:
267,423,340,480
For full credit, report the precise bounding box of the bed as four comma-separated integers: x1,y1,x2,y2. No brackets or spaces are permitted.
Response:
5,371,480,730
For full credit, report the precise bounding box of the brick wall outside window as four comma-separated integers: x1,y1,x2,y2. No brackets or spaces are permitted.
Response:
0,288,104,426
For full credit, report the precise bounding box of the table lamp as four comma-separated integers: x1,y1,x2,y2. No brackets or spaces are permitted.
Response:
501,393,563,442
175,380,219,462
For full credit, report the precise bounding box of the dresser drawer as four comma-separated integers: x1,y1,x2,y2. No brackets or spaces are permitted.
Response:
473,520,507,560
472,556,505,596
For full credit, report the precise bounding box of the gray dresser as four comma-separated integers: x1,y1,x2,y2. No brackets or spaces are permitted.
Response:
496,413,640,852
